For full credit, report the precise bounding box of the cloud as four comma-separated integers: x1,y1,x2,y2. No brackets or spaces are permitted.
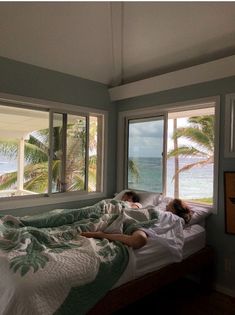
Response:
129,120,164,157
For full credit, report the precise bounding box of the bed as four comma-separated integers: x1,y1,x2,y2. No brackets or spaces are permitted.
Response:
0,192,213,315
88,246,214,315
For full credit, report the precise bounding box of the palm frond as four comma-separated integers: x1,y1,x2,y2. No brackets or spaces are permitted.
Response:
167,146,205,159
24,173,48,193
0,140,18,159
52,160,61,182
24,142,48,163
172,157,213,180
173,127,213,153
189,116,214,143
0,172,17,189
128,159,140,181
67,174,85,191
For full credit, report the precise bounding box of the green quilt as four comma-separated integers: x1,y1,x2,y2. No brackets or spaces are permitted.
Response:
0,199,159,315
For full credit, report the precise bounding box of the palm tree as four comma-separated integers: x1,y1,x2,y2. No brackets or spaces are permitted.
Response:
0,118,98,194
128,159,140,183
167,115,214,188
173,118,179,198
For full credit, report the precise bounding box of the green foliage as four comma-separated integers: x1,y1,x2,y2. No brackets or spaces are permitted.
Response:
168,115,214,178
128,159,140,182
0,117,99,194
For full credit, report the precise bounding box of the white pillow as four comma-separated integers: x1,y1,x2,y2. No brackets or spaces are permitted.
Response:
157,196,212,226
187,203,212,226
114,190,161,207
157,196,173,211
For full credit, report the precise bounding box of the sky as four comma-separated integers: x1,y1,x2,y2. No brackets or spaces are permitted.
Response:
128,117,188,158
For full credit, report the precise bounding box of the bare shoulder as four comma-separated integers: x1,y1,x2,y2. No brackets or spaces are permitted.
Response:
131,230,148,249
132,230,147,238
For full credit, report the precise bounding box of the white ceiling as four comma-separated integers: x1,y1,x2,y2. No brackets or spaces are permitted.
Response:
1,2,235,87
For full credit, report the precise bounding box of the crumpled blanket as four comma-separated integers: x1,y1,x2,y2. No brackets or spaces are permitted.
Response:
0,199,184,315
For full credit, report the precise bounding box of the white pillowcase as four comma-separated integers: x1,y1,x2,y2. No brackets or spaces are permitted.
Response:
157,196,212,226
114,190,161,207
113,192,211,226
187,203,212,226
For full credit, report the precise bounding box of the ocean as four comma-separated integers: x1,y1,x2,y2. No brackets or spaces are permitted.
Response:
0,155,213,200
128,157,213,200
0,156,17,175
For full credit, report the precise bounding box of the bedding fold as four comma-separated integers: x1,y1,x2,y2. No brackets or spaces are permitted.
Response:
0,199,184,315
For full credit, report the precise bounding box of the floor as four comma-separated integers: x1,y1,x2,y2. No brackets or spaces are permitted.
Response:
113,278,235,315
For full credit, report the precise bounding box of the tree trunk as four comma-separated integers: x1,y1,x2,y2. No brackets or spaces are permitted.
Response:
173,119,179,198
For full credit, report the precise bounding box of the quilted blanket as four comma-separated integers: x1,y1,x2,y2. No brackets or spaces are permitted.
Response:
0,199,162,315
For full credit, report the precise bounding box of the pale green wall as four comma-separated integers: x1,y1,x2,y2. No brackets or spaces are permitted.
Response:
0,56,117,213
115,75,235,294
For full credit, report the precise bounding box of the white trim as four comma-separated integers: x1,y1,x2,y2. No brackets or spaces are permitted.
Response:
215,283,235,297
109,55,235,101
118,96,217,117
0,92,108,211
117,96,219,213
17,138,25,191
0,92,106,116
0,192,107,211
225,93,235,157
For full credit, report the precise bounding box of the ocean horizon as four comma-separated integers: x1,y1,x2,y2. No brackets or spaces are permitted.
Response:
128,156,213,200
0,155,213,200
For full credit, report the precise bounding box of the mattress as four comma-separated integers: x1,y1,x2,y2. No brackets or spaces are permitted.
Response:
114,224,206,288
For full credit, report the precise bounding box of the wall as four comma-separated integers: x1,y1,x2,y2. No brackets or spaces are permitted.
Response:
0,56,117,212
115,75,235,295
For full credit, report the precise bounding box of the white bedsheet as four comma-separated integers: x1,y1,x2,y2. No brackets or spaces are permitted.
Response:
114,224,205,288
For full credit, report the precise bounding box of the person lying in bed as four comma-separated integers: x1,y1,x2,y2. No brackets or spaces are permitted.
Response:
121,190,142,209
81,198,191,250
166,198,192,224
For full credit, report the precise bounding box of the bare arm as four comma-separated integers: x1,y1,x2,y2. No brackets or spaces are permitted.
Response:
81,230,147,249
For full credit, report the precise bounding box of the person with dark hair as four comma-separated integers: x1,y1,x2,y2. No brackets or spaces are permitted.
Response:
121,191,142,209
81,197,191,249
166,198,192,224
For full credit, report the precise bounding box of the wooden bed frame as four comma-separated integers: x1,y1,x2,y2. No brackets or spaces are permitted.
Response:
88,246,214,314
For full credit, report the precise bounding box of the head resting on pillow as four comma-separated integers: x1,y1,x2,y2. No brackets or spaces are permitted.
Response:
166,198,192,224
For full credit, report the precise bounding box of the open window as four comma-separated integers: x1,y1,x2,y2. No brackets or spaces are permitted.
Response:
127,116,165,192
120,98,219,208
0,104,105,200
167,107,215,205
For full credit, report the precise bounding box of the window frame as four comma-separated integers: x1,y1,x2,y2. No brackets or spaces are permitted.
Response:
125,114,167,194
225,93,235,157
0,93,108,211
117,96,220,213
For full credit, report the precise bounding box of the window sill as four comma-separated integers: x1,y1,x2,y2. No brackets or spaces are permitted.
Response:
187,201,216,214
0,192,107,212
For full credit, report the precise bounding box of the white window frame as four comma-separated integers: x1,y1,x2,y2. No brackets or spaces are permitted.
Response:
117,96,220,213
0,93,108,211
225,93,235,157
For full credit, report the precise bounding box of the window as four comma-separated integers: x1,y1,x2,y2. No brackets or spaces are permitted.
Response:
166,107,215,205
0,103,105,201
127,116,164,192
119,97,219,208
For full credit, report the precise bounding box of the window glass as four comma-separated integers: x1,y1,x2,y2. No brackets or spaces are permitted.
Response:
127,117,164,192
0,105,49,197
0,104,104,200
88,116,99,192
123,104,216,207
66,114,86,192
167,107,215,205
51,113,63,193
